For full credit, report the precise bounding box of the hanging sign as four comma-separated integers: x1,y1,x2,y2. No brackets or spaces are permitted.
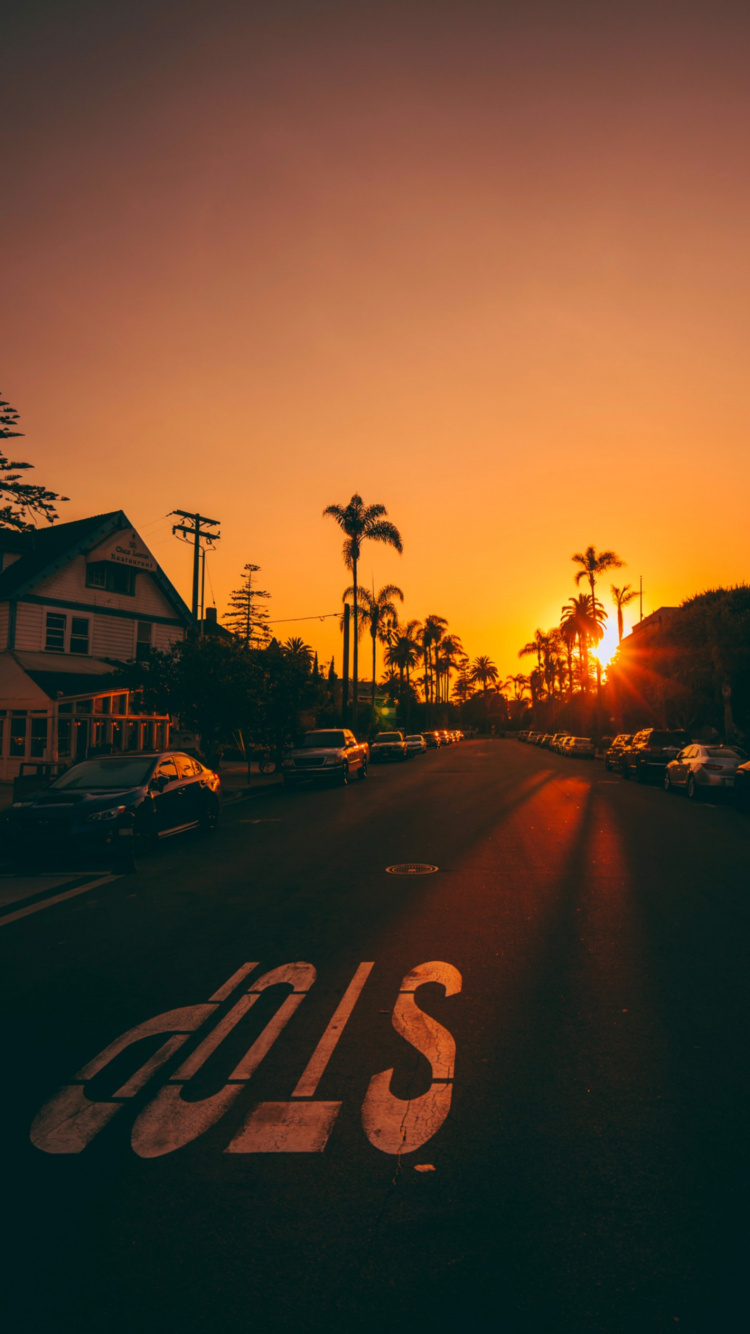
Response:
86,529,157,572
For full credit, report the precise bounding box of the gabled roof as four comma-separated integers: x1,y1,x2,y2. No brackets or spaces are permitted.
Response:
0,511,192,624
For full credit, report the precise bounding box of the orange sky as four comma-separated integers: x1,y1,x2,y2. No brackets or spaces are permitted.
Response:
4,0,749,679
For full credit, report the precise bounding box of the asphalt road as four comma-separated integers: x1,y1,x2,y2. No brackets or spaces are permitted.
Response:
2,740,748,1334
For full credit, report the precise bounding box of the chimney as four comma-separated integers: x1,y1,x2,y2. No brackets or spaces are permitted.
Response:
205,606,217,624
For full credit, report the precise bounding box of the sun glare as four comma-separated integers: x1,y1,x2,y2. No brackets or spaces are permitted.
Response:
592,622,620,669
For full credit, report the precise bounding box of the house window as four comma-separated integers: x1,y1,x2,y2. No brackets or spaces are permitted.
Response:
86,562,136,595
45,612,66,652
70,617,90,655
136,621,153,661
57,718,72,758
30,716,48,758
94,696,112,714
10,715,27,757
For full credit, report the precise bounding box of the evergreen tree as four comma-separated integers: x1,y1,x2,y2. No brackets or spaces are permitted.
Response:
0,392,68,530
223,562,271,647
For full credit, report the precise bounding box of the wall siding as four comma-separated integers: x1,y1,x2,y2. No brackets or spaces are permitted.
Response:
14,602,45,651
92,614,137,660
0,603,8,651
34,555,183,620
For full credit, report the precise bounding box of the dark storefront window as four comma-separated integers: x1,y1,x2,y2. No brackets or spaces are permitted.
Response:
57,718,72,758
10,714,27,757
30,715,48,758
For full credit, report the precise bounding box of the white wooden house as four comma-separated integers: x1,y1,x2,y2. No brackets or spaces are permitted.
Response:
0,511,192,779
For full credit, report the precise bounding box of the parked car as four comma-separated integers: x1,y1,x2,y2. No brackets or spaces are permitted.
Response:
369,731,408,762
620,729,690,782
405,734,428,756
567,737,596,758
735,760,750,812
282,729,368,787
664,744,747,799
3,752,221,865
422,731,442,749
605,734,632,771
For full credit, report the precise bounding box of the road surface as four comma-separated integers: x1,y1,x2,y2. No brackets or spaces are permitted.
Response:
2,740,748,1332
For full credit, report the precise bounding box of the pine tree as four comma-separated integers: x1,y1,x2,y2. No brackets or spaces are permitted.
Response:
1,392,68,530
223,563,271,647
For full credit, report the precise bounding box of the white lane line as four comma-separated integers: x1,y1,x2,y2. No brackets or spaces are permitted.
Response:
0,874,118,928
292,962,374,1098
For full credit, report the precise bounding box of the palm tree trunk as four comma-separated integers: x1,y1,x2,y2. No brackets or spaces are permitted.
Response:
371,628,377,719
617,605,624,642
352,558,358,731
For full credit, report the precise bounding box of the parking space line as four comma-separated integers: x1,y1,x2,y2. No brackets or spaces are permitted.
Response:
0,874,118,928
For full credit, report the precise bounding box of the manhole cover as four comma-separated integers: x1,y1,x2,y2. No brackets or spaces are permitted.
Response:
386,863,439,876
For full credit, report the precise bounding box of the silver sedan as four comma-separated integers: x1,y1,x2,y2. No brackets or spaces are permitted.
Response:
664,744,747,799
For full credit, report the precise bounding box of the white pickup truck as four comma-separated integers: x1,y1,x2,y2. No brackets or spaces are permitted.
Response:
282,729,369,789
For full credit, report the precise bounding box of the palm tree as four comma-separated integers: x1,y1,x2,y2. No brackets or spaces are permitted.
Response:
611,583,637,643
572,545,624,611
323,495,402,728
519,629,549,677
470,655,499,697
344,583,404,716
385,619,421,721
420,614,448,713
504,673,529,702
560,594,607,692
436,633,464,705
283,636,313,668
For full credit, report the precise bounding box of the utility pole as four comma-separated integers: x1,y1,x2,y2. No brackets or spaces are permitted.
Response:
170,510,220,624
342,602,350,725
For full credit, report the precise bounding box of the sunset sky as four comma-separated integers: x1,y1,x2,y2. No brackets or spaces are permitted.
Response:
4,0,749,678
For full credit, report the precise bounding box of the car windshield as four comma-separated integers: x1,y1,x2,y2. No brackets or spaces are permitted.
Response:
300,732,346,748
407,735,423,741
52,757,155,790
707,747,746,759
376,733,402,742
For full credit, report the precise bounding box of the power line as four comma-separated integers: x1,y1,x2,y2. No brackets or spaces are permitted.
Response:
267,612,339,624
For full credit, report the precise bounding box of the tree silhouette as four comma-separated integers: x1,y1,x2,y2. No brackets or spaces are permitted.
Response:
572,545,624,610
323,494,402,729
344,583,404,715
0,392,68,530
611,583,638,643
223,563,271,646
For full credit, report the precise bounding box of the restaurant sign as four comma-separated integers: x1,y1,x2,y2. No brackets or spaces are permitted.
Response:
86,529,157,572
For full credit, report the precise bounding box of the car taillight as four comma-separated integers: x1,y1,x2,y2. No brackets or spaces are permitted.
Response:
703,763,727,772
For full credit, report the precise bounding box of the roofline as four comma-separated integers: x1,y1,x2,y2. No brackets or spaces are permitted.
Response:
4,511,193,626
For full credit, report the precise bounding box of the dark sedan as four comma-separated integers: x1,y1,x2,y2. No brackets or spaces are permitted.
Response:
3,752,221,866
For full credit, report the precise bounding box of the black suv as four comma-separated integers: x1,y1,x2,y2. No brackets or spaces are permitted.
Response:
620,729,690,783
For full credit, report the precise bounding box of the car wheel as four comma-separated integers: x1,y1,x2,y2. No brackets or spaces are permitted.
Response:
687,773,699,800
635,764,646,783
664,770,673,792
358,762,368,781
621,763,631,780
339,764,350,786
